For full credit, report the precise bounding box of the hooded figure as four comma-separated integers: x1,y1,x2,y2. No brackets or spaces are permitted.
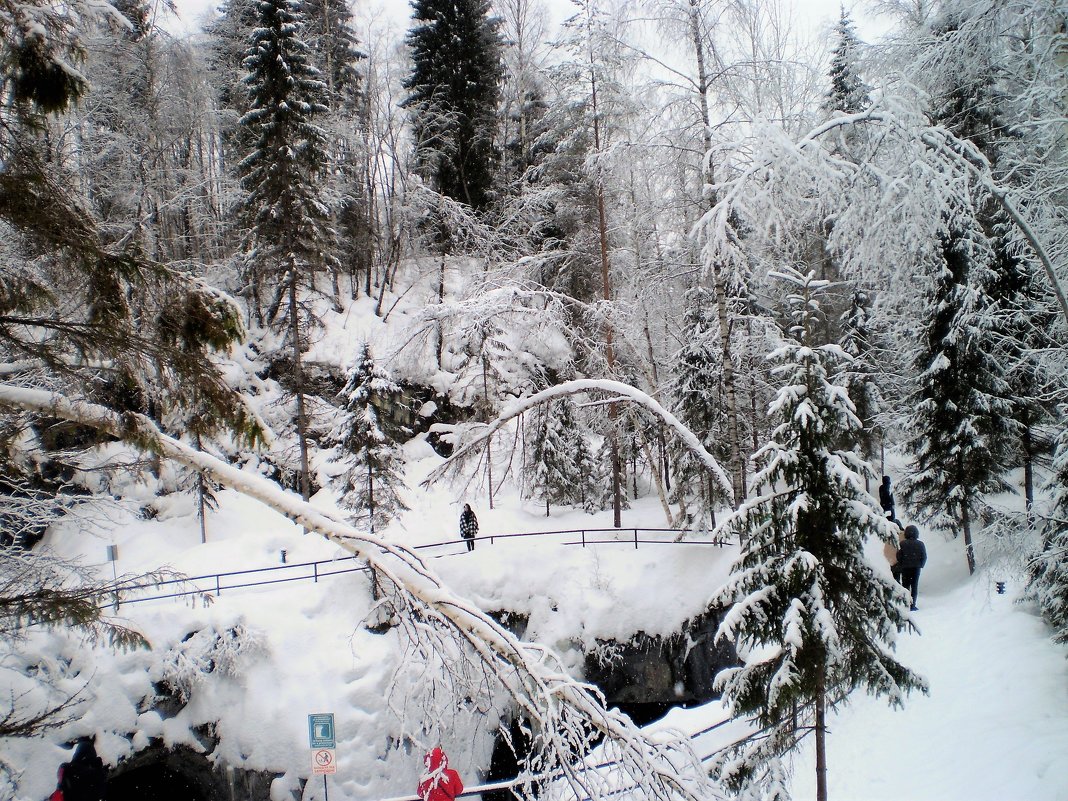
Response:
879,475,895,519
60,738,107,801
419,747,464,801
896,525,928,611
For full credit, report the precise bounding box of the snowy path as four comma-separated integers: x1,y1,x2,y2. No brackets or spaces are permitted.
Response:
788,529,1068,800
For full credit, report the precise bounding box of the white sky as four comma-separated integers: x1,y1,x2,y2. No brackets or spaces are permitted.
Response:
164,0,881,47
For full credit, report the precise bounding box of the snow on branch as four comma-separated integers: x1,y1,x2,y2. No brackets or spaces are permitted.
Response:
698,101,1068,329
0,383,720,801
420,379,734,497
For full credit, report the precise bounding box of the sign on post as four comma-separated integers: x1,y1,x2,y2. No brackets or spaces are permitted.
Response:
312,748,337,775
308,713,336,749
309,713,337,797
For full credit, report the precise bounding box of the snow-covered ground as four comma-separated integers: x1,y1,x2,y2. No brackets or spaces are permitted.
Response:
10,440,1068,801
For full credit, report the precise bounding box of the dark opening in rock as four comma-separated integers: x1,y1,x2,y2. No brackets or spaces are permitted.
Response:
108,762,206,801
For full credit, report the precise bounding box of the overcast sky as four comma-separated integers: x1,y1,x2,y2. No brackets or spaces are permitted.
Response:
165,0,876,44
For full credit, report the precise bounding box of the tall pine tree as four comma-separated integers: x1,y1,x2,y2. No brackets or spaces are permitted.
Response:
403,0,504,210
239,0,337,501
712,268,925,801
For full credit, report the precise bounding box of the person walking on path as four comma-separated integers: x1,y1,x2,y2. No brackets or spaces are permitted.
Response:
459,503,478,552
897,524,928,611
879,475,896,520
59,737,107,801
419,747,464,801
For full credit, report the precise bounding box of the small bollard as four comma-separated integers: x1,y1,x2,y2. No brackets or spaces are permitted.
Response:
996,581,1006,595
280,549,287,564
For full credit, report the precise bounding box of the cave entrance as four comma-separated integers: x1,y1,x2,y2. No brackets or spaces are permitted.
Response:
108,763,207,801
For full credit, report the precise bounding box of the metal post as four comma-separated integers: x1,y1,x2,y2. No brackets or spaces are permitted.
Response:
634,529,638,549
581,530,586,548
314,562,319,583
323,775,329,801
216,575,221,596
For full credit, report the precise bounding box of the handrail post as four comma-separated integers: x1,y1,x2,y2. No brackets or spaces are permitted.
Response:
582,530,586,548
634,529,638,549
216,575,221,596
314,562,319,583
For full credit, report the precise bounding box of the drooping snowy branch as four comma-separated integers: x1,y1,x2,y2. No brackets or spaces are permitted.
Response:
421,378,734,498
0,382,719,801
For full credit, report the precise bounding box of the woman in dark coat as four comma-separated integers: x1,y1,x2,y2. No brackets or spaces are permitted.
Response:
459,504,478,552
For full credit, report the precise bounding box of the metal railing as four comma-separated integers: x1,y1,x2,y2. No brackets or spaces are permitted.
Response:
113,527,728,607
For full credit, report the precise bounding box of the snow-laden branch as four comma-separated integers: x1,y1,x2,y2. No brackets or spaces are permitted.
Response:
0,383,719,801
700,104,1068,329
420,379,734,497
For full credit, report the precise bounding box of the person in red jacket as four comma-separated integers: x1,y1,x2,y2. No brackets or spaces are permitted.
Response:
419,747,464,801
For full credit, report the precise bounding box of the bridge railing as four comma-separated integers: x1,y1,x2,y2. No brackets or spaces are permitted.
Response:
112,527,728,608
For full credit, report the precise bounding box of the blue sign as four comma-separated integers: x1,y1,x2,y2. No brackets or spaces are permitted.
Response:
308,713,335,749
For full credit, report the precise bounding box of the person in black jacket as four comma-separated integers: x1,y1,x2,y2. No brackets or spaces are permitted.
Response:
897,524,927,611
459,503,478,552
879,475,895,520
60,737,107,801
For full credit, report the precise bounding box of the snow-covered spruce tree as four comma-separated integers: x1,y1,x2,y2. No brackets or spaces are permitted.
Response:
822,8,869,117
333,344,408,534
898,195,1015,577
835,290,883,466
302,0,366,304
711,268,924,801
1029,419,1068,643
526,397,594,516
671,285,729,530
896,1,1059,554
302,0,362,112
239,0,337,500
403,0,504,210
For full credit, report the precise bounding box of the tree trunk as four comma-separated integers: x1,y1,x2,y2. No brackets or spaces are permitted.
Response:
436,254,446,370
590,54,622,529
713,268,745,507
289,279,311,512
689,0,744,508
195,429,208,544
815,672,829,801
368,462,375,535
962,498,976,575
1023,423,1035,530
483,355,494,509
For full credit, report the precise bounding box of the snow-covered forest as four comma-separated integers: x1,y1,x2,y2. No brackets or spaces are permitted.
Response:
2,0,1068,799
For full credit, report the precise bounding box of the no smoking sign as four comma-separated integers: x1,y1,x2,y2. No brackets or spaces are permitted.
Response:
312,748,336,775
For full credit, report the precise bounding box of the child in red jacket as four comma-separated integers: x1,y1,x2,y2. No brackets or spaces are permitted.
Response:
419,748,464,801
